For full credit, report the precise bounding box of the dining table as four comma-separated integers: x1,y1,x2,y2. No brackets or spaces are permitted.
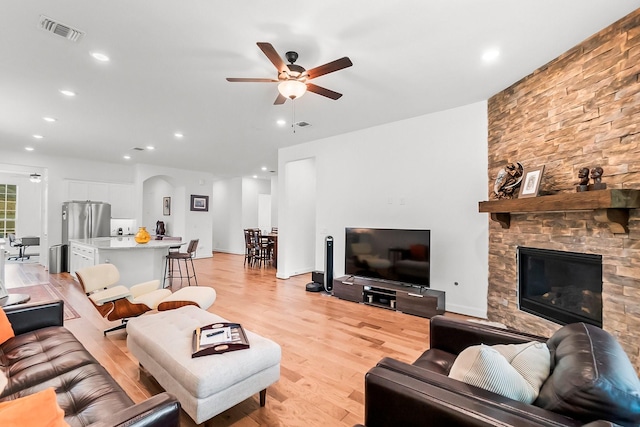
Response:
263,233,278,268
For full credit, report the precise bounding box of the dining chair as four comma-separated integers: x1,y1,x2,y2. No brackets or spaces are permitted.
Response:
244,229,260,267
256,230,273,267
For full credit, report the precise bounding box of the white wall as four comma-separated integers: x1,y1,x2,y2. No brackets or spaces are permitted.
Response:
278,158,317,277
258,194,271,233
278,101,489,318
212,177,271,255
142,176,174,235
241,178,271,229
270,175,278,227
212,178,243,254
135,164,214,259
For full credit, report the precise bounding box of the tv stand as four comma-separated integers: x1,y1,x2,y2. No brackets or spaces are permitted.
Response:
333,276,445,318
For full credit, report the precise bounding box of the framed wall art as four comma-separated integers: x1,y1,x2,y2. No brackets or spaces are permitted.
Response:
519,165,545,198
163,197,171,216
190,194,209,212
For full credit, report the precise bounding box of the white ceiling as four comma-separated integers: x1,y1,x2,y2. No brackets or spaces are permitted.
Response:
1,1,639,179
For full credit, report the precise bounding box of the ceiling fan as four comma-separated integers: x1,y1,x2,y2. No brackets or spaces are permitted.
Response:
226,42,353,105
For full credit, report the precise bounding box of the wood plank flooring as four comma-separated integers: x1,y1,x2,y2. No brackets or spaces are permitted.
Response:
4,253,465,426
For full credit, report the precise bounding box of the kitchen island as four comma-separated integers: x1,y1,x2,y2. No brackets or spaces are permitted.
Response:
69,237,181,287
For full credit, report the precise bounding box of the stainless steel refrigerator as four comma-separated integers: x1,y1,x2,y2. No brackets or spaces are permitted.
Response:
61,201,111,271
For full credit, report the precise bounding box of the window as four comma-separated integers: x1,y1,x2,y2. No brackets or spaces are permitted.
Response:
0,184,17,238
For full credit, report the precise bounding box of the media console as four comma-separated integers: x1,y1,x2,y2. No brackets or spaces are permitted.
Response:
332,275,445,318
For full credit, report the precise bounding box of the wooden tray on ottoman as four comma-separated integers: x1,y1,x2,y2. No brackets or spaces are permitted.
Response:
192,322,249,357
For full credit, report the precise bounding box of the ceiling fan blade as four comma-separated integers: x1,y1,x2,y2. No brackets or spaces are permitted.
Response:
306,57,353,80
257,42,289,74
306,83,343,100
226,78,278,82
274,93,287,105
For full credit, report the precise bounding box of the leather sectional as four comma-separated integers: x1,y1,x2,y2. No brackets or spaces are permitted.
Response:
1,301,180,427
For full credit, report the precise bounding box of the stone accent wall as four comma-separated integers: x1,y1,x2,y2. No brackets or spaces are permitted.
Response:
487,10,640,371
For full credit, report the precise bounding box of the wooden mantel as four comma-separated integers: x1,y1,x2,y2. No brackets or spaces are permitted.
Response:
478,189,640,233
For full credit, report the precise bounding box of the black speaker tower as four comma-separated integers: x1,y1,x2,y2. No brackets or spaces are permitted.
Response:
324,236,334,292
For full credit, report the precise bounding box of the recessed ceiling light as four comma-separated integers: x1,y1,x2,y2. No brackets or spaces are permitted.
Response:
276,119,286,126
261,166,267,171
174,132,184,138
59,89,76,97
123,155,131,160
482,49,500,62
33,134,44,139
253,175,258,179
146,145,155,150
43,117,56,122
25,147,34,151
90,52,110,62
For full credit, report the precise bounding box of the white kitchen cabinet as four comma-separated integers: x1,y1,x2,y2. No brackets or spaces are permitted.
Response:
65,180,135,218
109,183,135,218
69,242,98,278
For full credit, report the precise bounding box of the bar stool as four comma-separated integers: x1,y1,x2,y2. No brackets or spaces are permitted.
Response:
163,239,199,288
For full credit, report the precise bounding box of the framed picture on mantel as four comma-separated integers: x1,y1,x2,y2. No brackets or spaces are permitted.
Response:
190,195,209,212
519,165,545,198
163,197,171,216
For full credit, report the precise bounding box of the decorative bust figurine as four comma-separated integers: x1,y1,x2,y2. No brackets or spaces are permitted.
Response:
588,166,606,190
578,168,590,185
576,167,590,192
590,167,603,184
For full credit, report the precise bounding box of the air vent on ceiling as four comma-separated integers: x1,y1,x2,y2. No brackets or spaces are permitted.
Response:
132,147,145,151
38,15,85,42
295,121,311,127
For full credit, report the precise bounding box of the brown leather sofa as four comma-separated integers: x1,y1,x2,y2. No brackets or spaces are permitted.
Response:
360,315,640,427
1,301,180,427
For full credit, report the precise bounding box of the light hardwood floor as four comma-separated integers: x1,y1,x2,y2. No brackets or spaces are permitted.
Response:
5,253,463,426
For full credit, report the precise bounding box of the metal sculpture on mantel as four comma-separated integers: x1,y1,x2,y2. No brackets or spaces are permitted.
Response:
493,162,524,199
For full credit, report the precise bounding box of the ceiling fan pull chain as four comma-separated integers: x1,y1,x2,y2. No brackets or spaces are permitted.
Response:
292,99,296,134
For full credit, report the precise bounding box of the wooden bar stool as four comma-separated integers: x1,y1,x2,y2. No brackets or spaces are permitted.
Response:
163,239,199,288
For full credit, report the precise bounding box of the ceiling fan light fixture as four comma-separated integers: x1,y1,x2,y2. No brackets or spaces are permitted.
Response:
278,80,306,100
29,173,42,183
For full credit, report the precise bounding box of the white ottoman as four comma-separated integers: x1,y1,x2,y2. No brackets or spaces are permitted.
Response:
126,306,281,424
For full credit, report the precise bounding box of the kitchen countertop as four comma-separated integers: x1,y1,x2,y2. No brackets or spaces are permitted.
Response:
69,237,182,250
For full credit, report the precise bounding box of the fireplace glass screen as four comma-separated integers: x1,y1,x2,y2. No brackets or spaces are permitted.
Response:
518,247,602,327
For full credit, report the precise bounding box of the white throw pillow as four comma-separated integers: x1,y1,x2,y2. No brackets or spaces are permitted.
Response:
448,341,550,404
492,341,551,394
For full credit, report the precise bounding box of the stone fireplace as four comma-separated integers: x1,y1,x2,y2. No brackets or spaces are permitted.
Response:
518,247,602,328
485,9,640,371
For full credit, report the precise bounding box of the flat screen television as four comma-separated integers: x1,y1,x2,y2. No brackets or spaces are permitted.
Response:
345,228,430,287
